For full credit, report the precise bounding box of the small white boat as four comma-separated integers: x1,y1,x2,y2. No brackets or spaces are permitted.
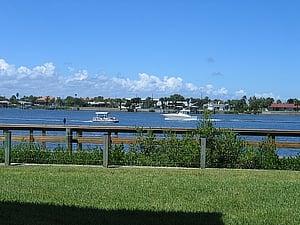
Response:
92,112,119,123
162,109,198,121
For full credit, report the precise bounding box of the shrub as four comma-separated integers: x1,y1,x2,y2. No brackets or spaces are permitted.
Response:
258,137,279,169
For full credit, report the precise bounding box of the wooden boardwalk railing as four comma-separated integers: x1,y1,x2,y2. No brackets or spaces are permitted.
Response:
1,124,300,150
1,123,300,167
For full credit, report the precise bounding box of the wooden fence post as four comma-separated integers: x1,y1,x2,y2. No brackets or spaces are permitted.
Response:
4,131,11,166
77,131,82,151
66,128,73,153
42,130,46,148
200,138,206,169
103,133,111,168
29,129,34,143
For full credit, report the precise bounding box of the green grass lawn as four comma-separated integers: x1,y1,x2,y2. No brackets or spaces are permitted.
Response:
0,166,299,225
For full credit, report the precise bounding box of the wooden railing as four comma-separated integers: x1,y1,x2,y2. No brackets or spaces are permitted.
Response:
1,124,300,150
1,124,300,168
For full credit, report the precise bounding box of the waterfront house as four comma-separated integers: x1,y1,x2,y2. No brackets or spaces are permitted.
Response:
35,96,55,105
204,102,230,112
88,101,108,107
269,103,299,111
18,101,33,108
0,100,10,107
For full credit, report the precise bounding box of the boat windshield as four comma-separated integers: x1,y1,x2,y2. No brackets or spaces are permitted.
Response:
95,112,109,117
180,109,190,115
95,112,109,115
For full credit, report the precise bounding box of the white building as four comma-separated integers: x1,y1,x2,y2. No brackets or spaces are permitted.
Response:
204,102,230,111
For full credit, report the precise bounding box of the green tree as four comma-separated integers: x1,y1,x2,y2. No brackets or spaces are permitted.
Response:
55,97,64,107
9,95,18,104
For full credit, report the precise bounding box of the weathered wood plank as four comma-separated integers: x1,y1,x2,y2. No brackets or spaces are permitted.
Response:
1,124,300,136
248,141,300,148
4,131,11,166
0,124,300,149
66,128,72,152
0,135,300,149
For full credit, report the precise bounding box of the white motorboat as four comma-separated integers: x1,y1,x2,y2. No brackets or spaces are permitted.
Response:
162,109,198,121
92,112,119,123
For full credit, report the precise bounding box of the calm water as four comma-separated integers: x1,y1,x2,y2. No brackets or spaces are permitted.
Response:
1,108,300,156
1,108,300,129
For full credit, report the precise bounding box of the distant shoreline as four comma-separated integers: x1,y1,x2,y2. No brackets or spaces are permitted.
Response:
262,111,300,115
4,106,300,116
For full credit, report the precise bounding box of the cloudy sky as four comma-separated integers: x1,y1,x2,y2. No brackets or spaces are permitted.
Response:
1,0,299,99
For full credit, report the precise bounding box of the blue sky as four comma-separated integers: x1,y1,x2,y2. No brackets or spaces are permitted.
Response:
0,0,299,99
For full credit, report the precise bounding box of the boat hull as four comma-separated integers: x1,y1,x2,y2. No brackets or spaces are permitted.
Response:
162,113,198,121
92,118,119,123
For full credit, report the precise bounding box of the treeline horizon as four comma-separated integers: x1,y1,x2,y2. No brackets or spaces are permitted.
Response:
1,93,300,113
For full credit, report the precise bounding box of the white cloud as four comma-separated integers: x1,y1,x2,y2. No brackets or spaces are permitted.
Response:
32,62,55,77
0,57,240,98
235,89,247,98
185,83,198,92
17,66,32,75
0,59,10,71
66,70,88,83
200,84,213,95
216,87,228,96
254,92,277,99
112,73,184,93
0,59,16,76
0,59,56,80
161,76,183,91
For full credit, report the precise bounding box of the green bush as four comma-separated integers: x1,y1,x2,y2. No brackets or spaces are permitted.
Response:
118,131,199,167
0,146,4,163
279,156,300,170
4,143,103,165
110,144,126,164
238,145,262,169
196,110,247,168
258,137,279,169
207,130,246,168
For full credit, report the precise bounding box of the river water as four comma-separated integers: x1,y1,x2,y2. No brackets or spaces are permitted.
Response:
1,108,300,129
1,108,300,156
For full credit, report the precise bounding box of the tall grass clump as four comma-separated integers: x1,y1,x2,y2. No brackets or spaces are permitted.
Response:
6,143,103,165
118,131,199,167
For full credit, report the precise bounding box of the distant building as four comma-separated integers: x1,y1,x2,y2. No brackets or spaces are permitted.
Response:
18,101,32,109
204,102,230,112
35,96,55,105
163,100,189,110
269,103,299,111
88,101,107,107
0,100,10,107
18,101,32,106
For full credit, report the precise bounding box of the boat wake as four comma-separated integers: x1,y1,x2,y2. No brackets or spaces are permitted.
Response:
165,118,198,121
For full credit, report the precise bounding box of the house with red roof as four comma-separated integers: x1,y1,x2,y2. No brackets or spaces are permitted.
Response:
269,103,299,111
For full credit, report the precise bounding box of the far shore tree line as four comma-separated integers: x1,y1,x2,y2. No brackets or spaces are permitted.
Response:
0,93,300,113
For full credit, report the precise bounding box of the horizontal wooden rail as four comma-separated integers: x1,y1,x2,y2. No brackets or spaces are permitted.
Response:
0,136,137,145
0,136,65,143
1,135,300,149
1,124,300,150
247,141,300,149
1,123,300,136
0,124,192,133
